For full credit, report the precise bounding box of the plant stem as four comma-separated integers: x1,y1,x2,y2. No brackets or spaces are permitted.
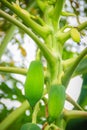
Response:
0,66,27,75
0,9,56,67
0,0,50,39
0,25,17,59
78,21,87,31
36,0,46,12
32,102,40,124
61,11,76,16
62,57,76,71
0,100,29,130
63,109,87,121
66,94,83,110
62,47,87,87
50,123,60,130
53,0,65,29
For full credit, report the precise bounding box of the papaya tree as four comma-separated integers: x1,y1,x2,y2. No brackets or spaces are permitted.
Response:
0,0,87,130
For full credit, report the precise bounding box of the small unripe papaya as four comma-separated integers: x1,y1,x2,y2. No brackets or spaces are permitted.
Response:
24,60,44,108
48,84,65,122
21,123,41,130
70,28,80,43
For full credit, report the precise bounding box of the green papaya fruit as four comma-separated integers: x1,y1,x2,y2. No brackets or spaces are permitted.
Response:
48,84,65,123
21,123,41,130
24,60,44,107
70,28,80,43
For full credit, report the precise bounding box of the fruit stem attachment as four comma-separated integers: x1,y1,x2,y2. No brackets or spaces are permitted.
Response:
43,123,60,130
32,102,40,124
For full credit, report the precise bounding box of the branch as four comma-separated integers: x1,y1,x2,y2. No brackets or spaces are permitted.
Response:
78,21,87,31
0,0,50,39
66,94,83,111
0,9,56,67
36,0,46,12
62,57,76,71
56,21,87,43
0,25,17,59
0,100,29,130
62,47,87,87
63,109,87,121
0,66,27,75
53,0,65,29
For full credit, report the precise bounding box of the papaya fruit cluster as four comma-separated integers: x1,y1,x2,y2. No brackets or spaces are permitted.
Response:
24,60,65,124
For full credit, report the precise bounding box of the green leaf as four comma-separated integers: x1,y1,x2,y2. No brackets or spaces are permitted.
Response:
0,82,12,98
0,103,13,122
7,111,32,130
0,82,25,102
77,74,87,110
74,56,87,76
